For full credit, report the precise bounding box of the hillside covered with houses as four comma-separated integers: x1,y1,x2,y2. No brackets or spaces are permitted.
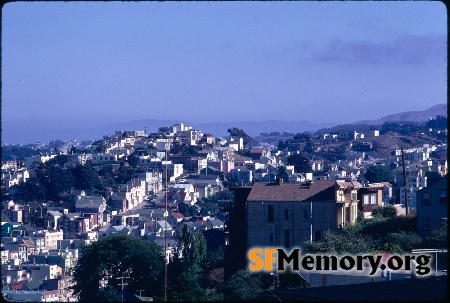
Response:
1,116,447,301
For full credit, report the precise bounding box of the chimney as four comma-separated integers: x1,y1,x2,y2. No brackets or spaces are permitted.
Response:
277,177,283,185
306,180,313,189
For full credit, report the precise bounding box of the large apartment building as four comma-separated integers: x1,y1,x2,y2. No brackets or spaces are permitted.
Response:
225,179,361,279
416,175,447,237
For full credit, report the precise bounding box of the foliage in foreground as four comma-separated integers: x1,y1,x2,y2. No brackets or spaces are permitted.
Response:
304,215,447,255
71,234,164,301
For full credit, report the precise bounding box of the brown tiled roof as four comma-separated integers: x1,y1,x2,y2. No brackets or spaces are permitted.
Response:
247,180,337,202
368,182,385,189
336,180,362,189
20,238,35,246
171,212,184,219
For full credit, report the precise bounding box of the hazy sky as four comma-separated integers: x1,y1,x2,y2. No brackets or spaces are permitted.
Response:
1,1,447,144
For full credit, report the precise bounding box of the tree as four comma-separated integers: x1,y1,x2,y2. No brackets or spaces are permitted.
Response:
276,165,289,181
384,231,423,252
72,164,104,193
174,224,207,274
287,153,311,173
116,166,144,185
303,230,376,255
168,271,208,302
12,177,46,202
97,165,116,189
45,166,75,200
277,140,286,150
364,165,393,183
96,285,121,302
168,225,209,301
426,221,447,248
177,202,191,217
223,269,264,301
227,127,253,150
371,205,397,219
292,132,311,143
71,234,164,301
425,171,443,187
425,115,447,130
126,153,140,167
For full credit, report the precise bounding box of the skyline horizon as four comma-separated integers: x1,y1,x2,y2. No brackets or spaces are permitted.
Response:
2,102,446,145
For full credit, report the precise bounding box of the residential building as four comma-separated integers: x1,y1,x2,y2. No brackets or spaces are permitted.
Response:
40,276,77,302
2,290,60,302
357,183,384,217
230,168,253,184
416,175,447,237
226,179,360,279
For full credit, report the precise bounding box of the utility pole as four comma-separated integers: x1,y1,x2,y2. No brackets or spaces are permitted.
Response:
401,146,409,215
310,199,313,242
136,290,145,297
116,276,129,302
164,142,170,302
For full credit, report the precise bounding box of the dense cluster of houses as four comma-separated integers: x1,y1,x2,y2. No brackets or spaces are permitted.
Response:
1,122,447,301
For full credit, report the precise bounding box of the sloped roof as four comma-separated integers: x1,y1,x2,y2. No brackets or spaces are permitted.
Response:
107,225,132,233
250,147,265,153
1,212,11,222
381,182,393,188
11,282,26,290
155,220,172,230
198,150,212,154
335,180,362,189
20,238,35,246
207,218,224,227
368,182,385,189
198,174,219,180
63,213,81,220
171,212,184,219
247,181,337,202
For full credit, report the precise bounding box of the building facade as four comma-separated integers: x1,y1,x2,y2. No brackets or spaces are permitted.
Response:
416,175,447,237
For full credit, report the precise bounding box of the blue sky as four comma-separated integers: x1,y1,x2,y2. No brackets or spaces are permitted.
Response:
1,1,447,144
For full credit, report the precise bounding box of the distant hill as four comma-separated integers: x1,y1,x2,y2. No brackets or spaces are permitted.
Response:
352,103,447,125
191,120,336,137
61,120,336,140
3,104,446,145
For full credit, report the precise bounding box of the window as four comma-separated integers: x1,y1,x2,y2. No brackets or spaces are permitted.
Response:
303,210,308,220
268,205,274,222
423,218,430,230
269,233,274,244
422,192,431,206
285,209,289,220
439,190,447,205
315,230,322,241
284,230,290,248
363,195,370,205
370,194,377,205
